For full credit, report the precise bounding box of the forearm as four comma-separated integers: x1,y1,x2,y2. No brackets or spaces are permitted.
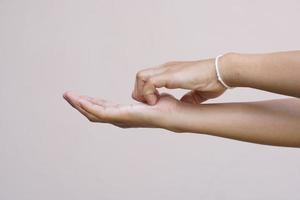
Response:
221,51,300,98
173,98,300,147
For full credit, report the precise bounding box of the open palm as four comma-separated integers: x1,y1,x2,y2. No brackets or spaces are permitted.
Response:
63,91,185,131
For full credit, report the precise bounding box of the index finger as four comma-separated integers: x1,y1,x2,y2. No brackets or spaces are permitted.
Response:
132,65,167,102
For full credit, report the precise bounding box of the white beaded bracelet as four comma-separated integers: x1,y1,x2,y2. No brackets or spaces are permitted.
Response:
215,54,234,89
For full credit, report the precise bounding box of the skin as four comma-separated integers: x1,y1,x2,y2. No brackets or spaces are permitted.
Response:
63,50,300,148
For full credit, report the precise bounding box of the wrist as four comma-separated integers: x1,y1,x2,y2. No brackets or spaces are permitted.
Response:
218,52,242,88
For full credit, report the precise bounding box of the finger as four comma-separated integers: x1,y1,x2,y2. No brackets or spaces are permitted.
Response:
64,94,99,122
80,95,118,107
80,97,127,126
63,92,99,122
179,90,209,104
132,80,142,102
133,66,166,102
78,98,106,118
142,81,159,105
142,73,173,105
78,97,121,123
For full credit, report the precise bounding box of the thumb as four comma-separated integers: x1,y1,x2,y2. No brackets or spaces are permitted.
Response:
180,90,209,104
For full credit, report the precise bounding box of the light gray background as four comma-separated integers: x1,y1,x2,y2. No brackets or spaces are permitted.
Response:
0,0,299,199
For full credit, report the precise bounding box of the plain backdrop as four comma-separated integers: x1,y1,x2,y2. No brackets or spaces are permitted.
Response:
0,0,300,199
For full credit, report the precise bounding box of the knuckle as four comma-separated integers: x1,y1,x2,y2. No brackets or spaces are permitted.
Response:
136,70,145,79
165,80,174,88
147,77,155,85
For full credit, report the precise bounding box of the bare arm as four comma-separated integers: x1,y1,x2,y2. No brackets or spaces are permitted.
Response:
174,97,300,147
63,92,300,148
63,50,300,148
221,51,300,98
130,50,300,105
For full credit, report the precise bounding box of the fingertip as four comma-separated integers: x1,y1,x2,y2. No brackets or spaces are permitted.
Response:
132,92,145,103
64,91,79,99
63,91,71,99
131,92,139,101
146,94,158,105
63,92,74,105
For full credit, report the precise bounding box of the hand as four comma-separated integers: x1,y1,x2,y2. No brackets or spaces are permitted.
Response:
132,57,228,105
63,91,188,132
